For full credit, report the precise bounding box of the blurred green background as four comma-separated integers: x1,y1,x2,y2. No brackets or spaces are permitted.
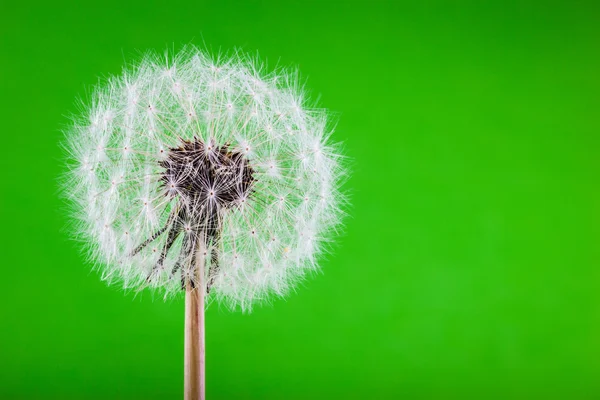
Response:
1,1,599,399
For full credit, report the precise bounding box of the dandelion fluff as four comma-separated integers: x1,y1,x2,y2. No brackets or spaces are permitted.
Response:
64,48,344,310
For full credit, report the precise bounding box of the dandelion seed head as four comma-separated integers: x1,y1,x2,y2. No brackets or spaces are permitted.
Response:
64,47,345,310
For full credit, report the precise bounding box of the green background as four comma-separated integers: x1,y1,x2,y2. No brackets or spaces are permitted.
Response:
1,1,599,398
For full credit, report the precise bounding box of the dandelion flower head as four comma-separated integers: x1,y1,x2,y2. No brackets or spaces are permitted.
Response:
65,48,344,310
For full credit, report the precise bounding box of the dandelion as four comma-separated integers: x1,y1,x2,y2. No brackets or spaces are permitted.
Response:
64,47,345,399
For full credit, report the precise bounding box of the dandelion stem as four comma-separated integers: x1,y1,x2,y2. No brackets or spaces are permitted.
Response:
184,243,206,400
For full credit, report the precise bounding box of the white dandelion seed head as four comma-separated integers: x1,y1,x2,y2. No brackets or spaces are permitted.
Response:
63,47,345,311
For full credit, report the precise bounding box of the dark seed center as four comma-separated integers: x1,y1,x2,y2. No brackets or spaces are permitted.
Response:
160,138,255,210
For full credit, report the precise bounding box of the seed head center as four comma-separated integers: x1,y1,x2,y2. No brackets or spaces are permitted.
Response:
160,138,255,210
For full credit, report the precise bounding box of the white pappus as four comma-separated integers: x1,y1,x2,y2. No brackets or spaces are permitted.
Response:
64,47,345,310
